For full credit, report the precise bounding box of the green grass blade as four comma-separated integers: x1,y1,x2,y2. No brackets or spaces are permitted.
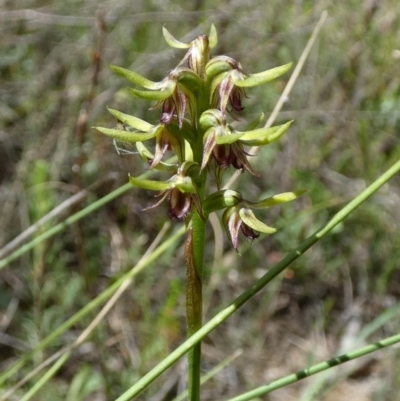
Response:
0,160,177,271
19,351,72,401
172,350,242,401
0,182,132,271
226,332,400,401
115,157,400,401
0,226,186,387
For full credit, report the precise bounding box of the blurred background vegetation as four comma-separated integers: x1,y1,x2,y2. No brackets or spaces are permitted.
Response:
1,0,400,400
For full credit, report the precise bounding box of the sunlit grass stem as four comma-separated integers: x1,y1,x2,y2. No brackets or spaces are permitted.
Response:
115,157,400,401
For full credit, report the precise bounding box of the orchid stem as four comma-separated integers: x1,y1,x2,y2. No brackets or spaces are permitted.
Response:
185,208,206,400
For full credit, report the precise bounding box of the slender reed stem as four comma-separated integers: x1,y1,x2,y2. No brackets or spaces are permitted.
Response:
115,157,400,401
226,332,400,401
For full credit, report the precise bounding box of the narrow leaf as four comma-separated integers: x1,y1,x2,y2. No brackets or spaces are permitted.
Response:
233,62,292,88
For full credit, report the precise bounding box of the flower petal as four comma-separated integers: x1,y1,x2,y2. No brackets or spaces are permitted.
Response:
249,190,306,209
129,175,172,191
94,127,156,143
199,109,225,129
215,129,245,145
169,188,192,220
107,108,153,132
162,26,191,49
233,62,292,88
173,175,197,194
222,207,242,251
239,121,293,146
239,208,277,234
209,24,218,48
129,84,175,101
201,127,217,171
205,56,237,82
135,142,177,171
109,65,164,90
202,190,242,215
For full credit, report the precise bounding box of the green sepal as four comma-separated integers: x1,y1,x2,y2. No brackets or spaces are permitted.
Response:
136,141,153,160
221,206,242,252
215,129,245,145
179,161,199,176
205,56,236,82
233,62,292,88
129,83,175,101
203,190,242,215
107,108,153,132
94,127,156,143
109,65,163,90
172,175,197,194
239,121,293,146
136,142,177,171
177,84,198,126
129,175,172,191
175,68,203,91
184,139,194,162
162,26,190,49
249,190,306,209
160,126,186,165
199,109,225,130
209,71,228,106
201,127,217,171
239,208,277,234
209,24,218,48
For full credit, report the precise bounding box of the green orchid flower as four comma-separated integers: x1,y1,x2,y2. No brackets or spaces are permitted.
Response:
109,65,200,128
129,161,202,221
94,108,187,169
199,109,293,176
207,57,292,115
203,189,305,251
163,24,218,77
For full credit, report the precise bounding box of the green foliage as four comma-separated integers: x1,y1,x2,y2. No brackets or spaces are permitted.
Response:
1,1,400,400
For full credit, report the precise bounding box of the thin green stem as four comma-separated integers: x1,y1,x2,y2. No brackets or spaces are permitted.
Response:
183,77,209,401
115,158,400,401
226,332,400,401
19,351,72,401
172,349,242,401
185,212,206,401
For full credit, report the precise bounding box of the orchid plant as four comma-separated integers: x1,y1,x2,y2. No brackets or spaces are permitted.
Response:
95,25,303,401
